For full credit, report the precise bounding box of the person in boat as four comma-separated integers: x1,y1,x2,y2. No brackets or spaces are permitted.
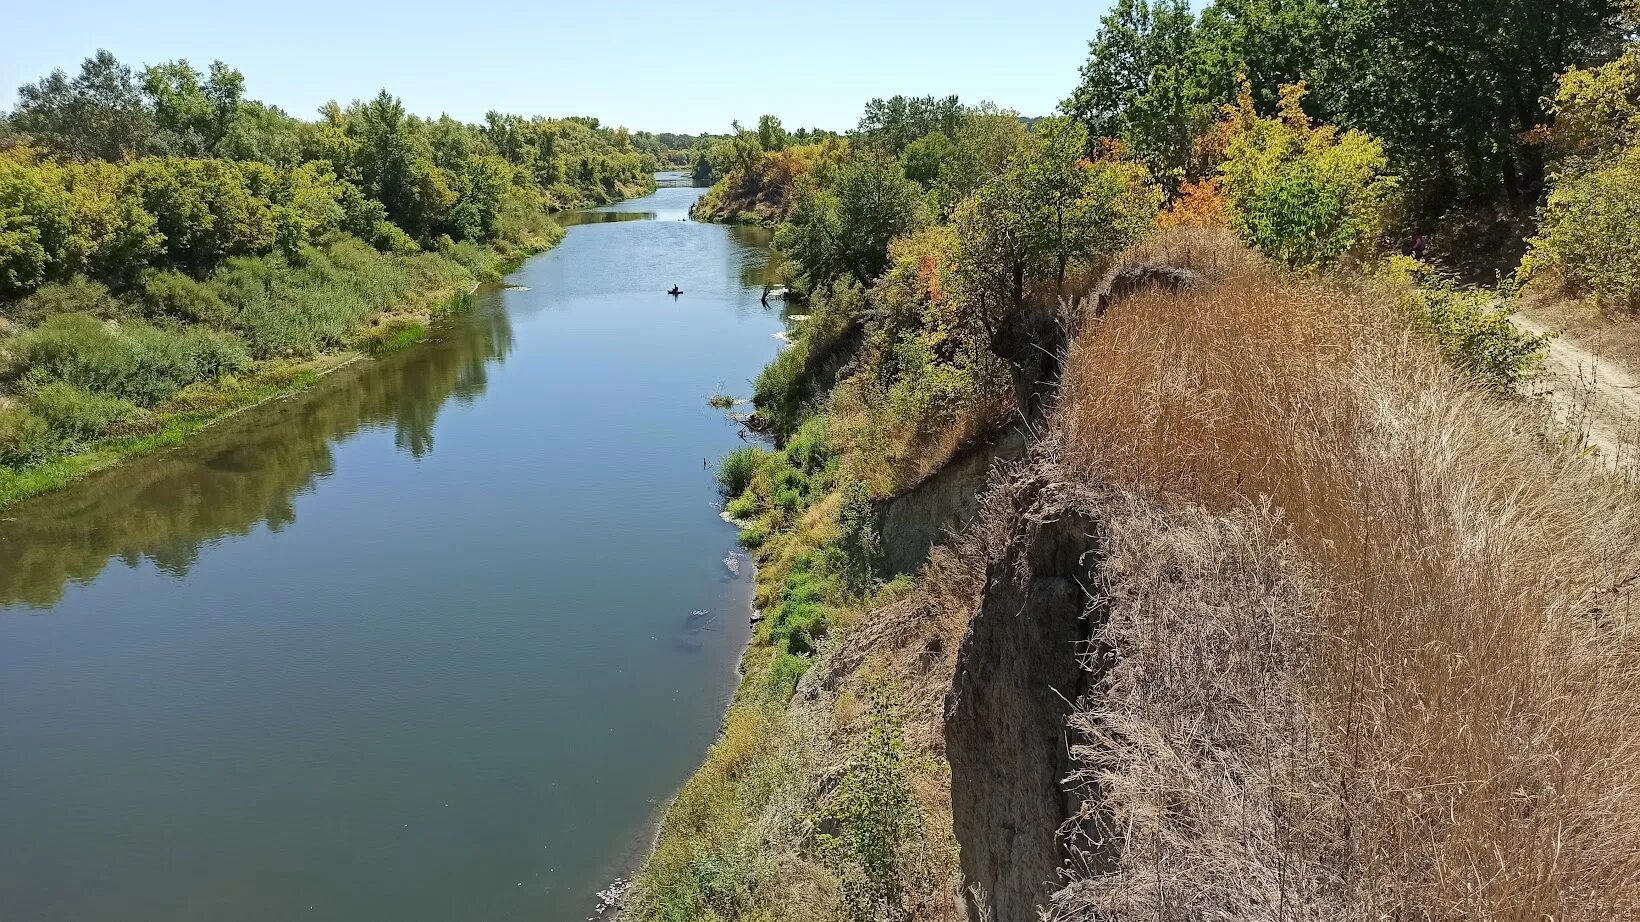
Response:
667,285,682,295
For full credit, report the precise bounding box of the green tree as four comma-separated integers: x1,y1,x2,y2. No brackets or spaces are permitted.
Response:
1065,0,1212,187
142,59,245,156
776,155,928,291
900,131,955,188
757,114,788,152
0,158,73,294
953,118,1161,324
1328,0,1616,208
352,91,453,237
1217,83,1397,266
11,50,153,161
933,105,1030,213
445,155,512,241
123,158,277,274
856,95,965,155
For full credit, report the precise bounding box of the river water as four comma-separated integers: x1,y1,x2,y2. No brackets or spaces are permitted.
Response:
0,175,782,921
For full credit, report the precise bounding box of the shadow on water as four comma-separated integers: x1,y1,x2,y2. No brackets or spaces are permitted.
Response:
0,291,516,609
553,210,657,227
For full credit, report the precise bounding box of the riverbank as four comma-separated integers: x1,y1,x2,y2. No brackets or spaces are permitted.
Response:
0,179,787,922
0,234,562,511
621,229,1640,922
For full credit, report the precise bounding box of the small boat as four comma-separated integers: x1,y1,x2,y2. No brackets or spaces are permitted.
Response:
667,286,682,296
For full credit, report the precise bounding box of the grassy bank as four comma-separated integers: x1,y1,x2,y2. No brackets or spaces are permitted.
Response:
0,227,560,510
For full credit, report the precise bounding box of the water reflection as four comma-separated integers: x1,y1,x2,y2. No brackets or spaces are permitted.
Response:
0,292,515,609
554,209,660,227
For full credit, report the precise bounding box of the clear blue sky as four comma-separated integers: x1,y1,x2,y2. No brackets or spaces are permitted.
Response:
2,0,1111,134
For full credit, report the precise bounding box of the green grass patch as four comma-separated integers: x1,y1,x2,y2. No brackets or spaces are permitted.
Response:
358,318,428,355
0,358,344,509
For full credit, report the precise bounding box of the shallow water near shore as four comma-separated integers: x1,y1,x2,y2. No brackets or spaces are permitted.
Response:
0,174,783,921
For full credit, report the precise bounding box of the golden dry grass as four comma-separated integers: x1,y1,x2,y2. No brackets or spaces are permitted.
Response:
1054,236,1640,920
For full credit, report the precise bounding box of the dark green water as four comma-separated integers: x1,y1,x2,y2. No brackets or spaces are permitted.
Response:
0,175,783,921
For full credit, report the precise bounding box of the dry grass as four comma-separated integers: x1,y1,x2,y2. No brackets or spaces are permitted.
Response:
1052,490,1349,920
1053,235,1640,920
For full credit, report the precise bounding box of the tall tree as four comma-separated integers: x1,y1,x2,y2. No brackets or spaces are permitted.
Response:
143,59,246,156
1329,0,1619,208
1065,0,1209,186
11,51,152,160
352,91,452,237
776,155,928,291
856,95,964,155
757,115,788,152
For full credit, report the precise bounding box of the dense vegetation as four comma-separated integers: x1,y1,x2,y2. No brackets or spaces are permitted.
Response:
0,51,657,504
631,1,1640,918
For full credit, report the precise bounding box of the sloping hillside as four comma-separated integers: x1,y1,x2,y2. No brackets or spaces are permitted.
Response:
625,230,1640,921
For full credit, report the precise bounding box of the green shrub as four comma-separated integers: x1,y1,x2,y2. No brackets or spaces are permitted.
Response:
1395,259,1549,389
753,337,812,438
357,318,427,354
139,270,231,325
7,276,128,325
763,552,840,655
1218,83,1397,267
437,238,501,281
783,415,836,476
738,523,768,549
12,313,251,405
718,445,767,499
1522,143,1640,310
814,696,924,920
494,195,565,253
208,238,471,358
760,652,811,703
834,481,881,596
724,493,757,521
751,281,866,442
0,406,55,465
24,381,139,441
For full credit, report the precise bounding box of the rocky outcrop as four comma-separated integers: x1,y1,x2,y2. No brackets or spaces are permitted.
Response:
876,426,1027,577
943,473,1107,922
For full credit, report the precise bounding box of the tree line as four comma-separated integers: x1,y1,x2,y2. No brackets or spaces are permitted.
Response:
0,50,658,298
0,50,656,494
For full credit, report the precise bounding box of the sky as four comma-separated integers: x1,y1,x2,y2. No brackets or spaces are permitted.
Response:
0,0,1111,135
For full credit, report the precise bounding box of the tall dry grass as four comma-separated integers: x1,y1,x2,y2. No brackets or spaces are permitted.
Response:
1054,235,1640,920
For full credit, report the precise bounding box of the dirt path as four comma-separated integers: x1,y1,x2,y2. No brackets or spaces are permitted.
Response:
1513,313,1640,468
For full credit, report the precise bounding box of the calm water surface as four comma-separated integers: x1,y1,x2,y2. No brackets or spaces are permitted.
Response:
0,175,783,921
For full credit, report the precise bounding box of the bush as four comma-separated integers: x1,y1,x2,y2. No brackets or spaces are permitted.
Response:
753,342,811,438
357,317,427,354
1393,259,1549,388
11,313,250,405
1522,143,1640,310
7,276,127,325
724,493,757,521
1217,82,1397,267
138,270,231,325
207,238,472,358
717,445,767,499
783,415,836,476
494,194,565,253
0,406,55,465
24,381,139,441
814,696,925,920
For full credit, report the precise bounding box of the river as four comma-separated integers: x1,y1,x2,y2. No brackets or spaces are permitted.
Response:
0,175,783,921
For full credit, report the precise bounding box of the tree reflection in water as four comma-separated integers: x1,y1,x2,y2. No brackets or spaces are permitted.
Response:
0,289,516,608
